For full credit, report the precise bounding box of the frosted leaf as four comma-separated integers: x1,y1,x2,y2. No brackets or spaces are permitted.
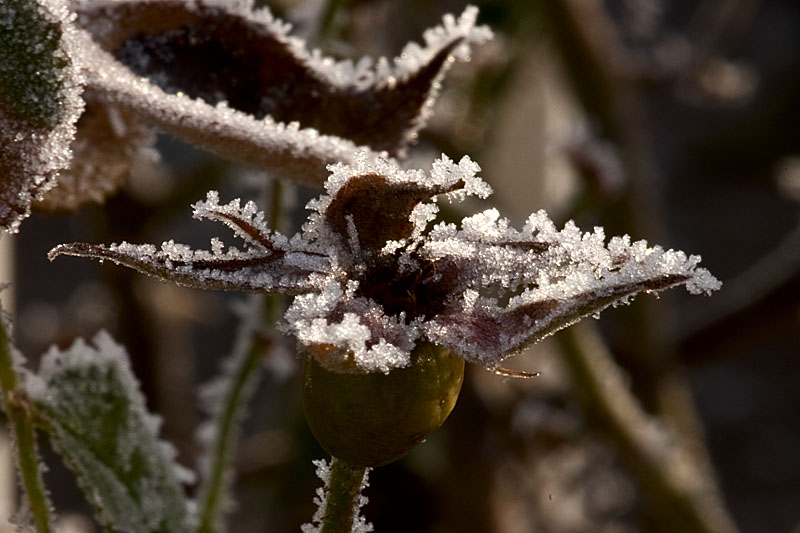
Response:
27,331,193,533
69,1,491,187
52,152,719,374
307,152,490,254
0,0,85,231
422,236,720,367
49,191,332,295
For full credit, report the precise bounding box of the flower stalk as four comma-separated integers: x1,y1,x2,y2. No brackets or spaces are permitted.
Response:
320,458,369,533
0,306,54,533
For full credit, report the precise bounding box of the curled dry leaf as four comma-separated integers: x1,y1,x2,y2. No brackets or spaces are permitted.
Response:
0,0,84,231
68,1,491,189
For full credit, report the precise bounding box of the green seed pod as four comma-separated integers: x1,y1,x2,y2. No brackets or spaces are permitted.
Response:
301,341,465,467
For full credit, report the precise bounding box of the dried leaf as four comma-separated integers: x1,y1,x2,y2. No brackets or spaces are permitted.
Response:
73,2,490,187
424,275,690,365
0,0,84,231
49,191,331,295
324,173,463,252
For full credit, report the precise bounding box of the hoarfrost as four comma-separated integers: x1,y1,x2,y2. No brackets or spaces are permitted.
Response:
0,0,85,231
27,331,193,533
53,153,719,374
69,1,491,187
301,459,373,533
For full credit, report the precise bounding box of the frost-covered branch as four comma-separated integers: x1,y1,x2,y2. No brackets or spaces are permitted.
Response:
1,1,491,228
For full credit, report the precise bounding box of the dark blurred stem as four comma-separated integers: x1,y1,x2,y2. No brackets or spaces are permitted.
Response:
321,458,368,533
197,302,269,533
196,179,285,532
319,0,347,41
557,323,738,533
0,307,54,533
549,0,708,443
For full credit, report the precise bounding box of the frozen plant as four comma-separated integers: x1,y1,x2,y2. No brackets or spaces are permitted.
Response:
0,0,724,532
51,152,719,528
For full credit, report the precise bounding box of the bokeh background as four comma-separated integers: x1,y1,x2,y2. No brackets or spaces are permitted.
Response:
3,0,800,531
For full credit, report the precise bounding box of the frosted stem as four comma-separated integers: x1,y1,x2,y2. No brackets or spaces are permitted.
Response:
197,179,285,532
320,458,368,533
0,308,54,533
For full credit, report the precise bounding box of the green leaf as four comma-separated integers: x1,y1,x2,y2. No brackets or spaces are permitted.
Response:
29,332,193,533
0,0,67,127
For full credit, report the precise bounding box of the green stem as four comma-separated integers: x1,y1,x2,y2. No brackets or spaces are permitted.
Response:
197,179,286,532
197,316,267,533
0,310,54,533
321,458,368,533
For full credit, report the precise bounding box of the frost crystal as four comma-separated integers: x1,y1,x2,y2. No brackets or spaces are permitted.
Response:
51,153,720,374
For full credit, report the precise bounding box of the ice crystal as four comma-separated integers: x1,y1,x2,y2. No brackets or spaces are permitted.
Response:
51,153,720,374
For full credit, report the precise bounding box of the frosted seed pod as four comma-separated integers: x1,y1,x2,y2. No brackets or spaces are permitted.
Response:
301,341,464,467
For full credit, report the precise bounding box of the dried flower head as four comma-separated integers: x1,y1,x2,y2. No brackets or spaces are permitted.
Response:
50,152,720,374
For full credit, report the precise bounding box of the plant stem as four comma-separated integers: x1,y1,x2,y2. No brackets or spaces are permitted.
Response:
321,458,368,533
197,308,268,533
0,309,54,533
197,179,286,532
557,322,738,533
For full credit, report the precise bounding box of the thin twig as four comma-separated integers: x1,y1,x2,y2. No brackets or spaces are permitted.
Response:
196,179,286,532
678,216,800,340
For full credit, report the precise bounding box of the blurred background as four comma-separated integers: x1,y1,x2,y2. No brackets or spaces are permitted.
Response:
3,0,800,531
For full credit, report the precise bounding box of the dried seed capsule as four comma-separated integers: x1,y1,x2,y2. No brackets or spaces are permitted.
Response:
301,341,464,467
